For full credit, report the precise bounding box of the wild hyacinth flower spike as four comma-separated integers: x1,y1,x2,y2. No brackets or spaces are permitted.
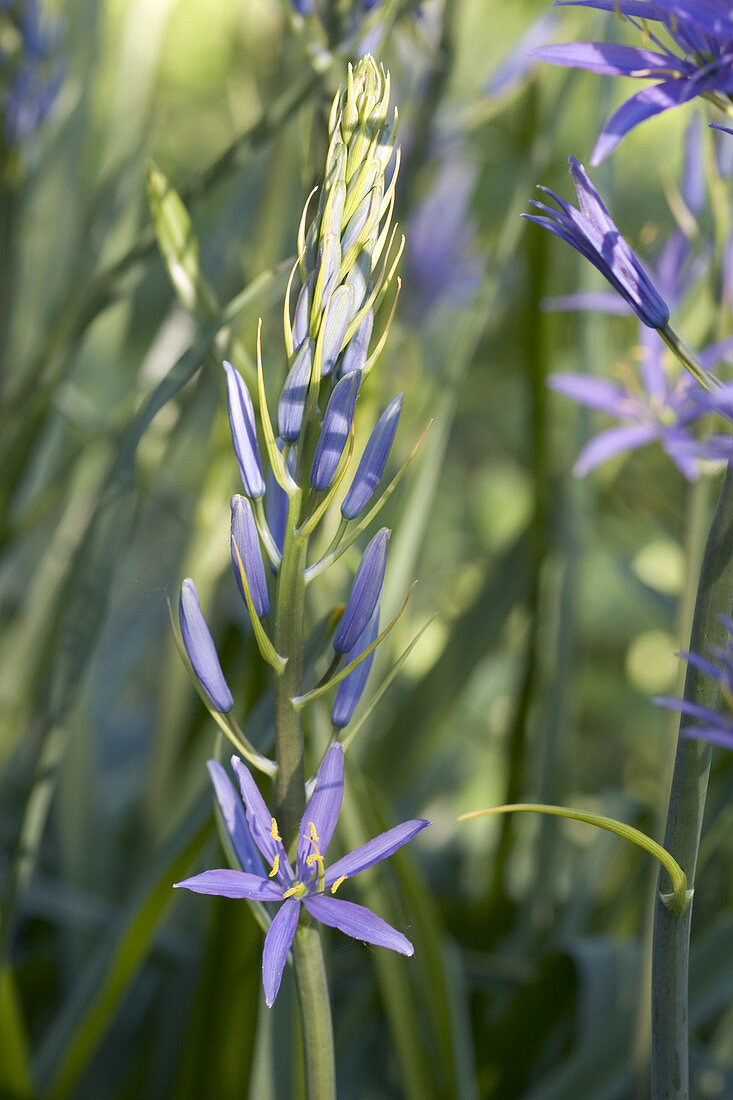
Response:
524,157,714,388
175,744,430,1006
531,1,733,164
174,58,432,1095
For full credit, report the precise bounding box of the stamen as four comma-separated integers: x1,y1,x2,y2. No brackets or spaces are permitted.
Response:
271,817,282,841
269,852,280,878
282,884,299,899
307,821,320,844
330,874,348,894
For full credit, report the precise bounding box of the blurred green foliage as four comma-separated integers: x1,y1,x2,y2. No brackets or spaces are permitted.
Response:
3,0,733,1097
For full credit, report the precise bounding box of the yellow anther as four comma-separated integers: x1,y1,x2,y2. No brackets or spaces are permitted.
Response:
307,821,320,844
282,884,298,899
269,853,280,879
271,818,282,842
330,875,348,895
306,848,323,868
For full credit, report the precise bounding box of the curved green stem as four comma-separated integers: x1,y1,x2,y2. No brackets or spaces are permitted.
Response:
651,465,733,1100
459,803,689,915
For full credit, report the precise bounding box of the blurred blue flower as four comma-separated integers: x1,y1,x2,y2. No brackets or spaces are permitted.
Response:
406,158,483,314
175,744,430,1006
532,1,733,162
524,157,670,329
2,0,63,147
656,615,733,749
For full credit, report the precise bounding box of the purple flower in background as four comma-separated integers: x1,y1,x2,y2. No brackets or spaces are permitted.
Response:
524,157,670,329
406,158,483,314
532,1,733,163
2,0,64,147
179,579,234,713
175,744,430,1005
485,11,561,98
656,615,733,749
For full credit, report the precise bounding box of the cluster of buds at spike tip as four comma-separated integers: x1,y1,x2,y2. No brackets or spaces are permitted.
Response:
176,56,427,738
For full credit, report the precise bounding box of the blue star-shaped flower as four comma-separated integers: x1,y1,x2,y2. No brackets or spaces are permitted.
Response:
175,743,430,1005
531,1,733,163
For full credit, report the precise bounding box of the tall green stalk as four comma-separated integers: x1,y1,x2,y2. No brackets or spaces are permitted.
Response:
652,466,733,1099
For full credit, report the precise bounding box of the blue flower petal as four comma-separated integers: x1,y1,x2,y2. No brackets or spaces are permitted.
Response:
297,744,344,877
325,819,431,886
304,895,414,955
263,898,300,1007
174,869,281,900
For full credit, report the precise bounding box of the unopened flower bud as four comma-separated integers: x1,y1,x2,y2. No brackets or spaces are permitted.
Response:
333,527,389,654
231,495,270,618
342,394,402,519
179,579,234,713
331,599,380,728
338,309,373,378
224,361,265,499
320,285,355,378
310,370,361,491
278,338,314,442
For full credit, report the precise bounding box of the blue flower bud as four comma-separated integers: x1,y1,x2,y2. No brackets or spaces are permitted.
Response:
341,191,373,257
231,495,270,618
333,527,389,654
346,251,372,312
331,598,380,728
265,441,295,562
310,370,361,491
338,308,373,378
315,235,341,314
179,579,234,713
320,286,355,377
278,338,314,442
341,394,402,519
224,361,265,499
293,273,314,348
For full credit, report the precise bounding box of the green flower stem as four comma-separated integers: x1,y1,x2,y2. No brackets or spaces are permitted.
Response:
652,464,733,1100
292,921,336,1100
272,487,335,1097
659,324,717,391
273,487,307,844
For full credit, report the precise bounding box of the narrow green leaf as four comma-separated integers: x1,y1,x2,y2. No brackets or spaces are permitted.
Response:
146,160,219,321
0,966,33,1097
35,798,215,1099
458,804,690,915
